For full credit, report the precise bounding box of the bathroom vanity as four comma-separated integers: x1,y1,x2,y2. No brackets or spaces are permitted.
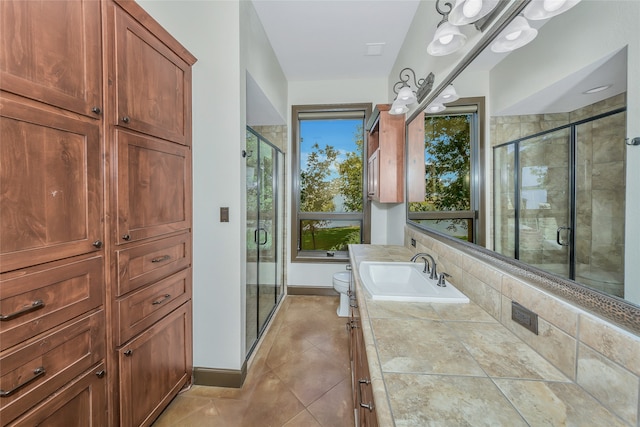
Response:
348,244,634,426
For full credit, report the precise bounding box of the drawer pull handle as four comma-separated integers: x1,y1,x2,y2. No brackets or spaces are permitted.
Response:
0,367,45,397
357,378,374,412
0,299,45,321
151,255,171,263
122,234,131,241
124,350,133,357
96,370,106,379
152,294,171,305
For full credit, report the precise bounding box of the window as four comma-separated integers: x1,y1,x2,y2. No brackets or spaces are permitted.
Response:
408,98,485,244
291,104,371,261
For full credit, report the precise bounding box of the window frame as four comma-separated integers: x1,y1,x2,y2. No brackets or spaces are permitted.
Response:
291,103,372,262
407,97,486,246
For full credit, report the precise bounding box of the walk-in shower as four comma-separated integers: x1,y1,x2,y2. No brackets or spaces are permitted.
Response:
494,104,626,297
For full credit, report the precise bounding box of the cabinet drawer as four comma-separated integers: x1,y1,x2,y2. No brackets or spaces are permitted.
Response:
115,233,191,296
0,255,104,352
0,310,105,424
119,302,191,427
116,268,191,345
7,363,107,427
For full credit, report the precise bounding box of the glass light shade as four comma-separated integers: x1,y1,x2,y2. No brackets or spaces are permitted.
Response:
427,22,467,56
449,0,500,25
438,85,460,104
523,0,582,20
426,103,446,114
389,100,409,115
396,86,417,105
490,16,538,53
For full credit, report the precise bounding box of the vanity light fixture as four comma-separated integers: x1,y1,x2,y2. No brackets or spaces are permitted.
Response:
583,84,611,94
426,103,446,114
449,0,500,26
437,84,460,103
524,0,583,21
427,0,467,56
389,69,435,115
490,15,538,53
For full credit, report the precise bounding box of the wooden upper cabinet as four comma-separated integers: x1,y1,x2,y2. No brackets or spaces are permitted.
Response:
366,104,405,203
0,0,102,118
112,3,195,145
114,129,191,245
0,96,103,273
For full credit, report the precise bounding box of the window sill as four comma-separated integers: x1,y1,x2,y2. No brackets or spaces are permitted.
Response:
292,251,350,263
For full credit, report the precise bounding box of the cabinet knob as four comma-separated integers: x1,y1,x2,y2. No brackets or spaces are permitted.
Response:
122,116,130,124
96,370,106,378
124,349,133,357
92,240,103,248
122,234,131,241
91,106,102,115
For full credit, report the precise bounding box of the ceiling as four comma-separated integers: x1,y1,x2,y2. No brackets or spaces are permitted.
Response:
251,0,421,81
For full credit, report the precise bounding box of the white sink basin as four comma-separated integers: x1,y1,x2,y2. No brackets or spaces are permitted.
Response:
358,261,469,303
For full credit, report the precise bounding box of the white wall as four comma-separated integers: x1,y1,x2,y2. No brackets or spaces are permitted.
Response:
287,78,393,287
139,0,287,370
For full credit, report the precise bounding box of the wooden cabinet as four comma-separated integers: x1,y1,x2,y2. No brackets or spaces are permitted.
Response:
118,302,191,427
0,96,103,273
9,363,108,427
0,0,103,119
349,298,378,426
366,104,405,203
112,3,193,145
114,130,192,245
1,0,195,425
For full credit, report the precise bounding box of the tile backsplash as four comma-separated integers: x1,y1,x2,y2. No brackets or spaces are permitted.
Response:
405,225,640,426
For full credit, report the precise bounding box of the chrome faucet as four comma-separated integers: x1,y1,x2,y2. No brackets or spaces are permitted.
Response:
409,253,437,279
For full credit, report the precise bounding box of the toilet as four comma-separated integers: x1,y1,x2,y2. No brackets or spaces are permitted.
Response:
333,271,351,317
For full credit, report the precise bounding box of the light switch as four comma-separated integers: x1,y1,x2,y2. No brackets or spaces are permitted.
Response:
220,207,229,222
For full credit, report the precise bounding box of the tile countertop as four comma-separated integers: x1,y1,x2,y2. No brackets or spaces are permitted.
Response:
348,244,629,427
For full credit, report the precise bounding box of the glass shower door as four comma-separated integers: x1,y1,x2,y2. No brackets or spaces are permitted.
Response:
518,129,571,278
245,128,284,357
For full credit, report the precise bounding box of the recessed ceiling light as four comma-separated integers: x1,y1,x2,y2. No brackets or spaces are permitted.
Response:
583,84,611,94
365,43,385,56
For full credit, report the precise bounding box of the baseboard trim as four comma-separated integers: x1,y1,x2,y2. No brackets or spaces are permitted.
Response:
193,361,247,388
287,286,338,296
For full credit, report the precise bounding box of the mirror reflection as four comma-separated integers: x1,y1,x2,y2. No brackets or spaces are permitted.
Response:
407,0,636,307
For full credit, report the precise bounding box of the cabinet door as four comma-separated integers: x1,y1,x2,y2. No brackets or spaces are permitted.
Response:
9,363,107,427
367,149,380,201
0,0,102,118
0,96,103,273
118,302,191,427
112,6,192,145
114,129,191,244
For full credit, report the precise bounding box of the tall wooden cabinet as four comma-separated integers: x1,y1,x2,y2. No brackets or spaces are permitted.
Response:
0,1,196,425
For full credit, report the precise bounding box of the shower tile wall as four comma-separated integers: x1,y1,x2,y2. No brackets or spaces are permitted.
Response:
490,94,626,296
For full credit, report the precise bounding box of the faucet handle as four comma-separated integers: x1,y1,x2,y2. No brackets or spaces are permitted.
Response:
437,272,451,287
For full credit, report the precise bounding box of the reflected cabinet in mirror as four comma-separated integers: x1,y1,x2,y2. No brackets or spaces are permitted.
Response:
406,0,639,332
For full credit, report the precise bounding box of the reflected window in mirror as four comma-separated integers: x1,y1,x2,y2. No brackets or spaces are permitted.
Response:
408,97,485,245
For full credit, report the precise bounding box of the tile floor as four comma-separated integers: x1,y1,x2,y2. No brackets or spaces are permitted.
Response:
153,295,355,427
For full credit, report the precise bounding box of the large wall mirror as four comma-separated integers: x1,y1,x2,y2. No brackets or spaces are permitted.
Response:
406,0,639,332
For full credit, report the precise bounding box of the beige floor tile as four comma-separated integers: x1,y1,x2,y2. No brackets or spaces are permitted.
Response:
307,377,355,427
153,296,351,427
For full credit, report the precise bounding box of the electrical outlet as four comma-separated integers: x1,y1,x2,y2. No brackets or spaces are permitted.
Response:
511,301,538,334
411,238,416,247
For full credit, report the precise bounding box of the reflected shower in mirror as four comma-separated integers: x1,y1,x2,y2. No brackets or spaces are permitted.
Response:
406,0,637,312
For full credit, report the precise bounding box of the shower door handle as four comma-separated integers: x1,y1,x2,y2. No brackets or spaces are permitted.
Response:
556,226,571,246
254,228,268,245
